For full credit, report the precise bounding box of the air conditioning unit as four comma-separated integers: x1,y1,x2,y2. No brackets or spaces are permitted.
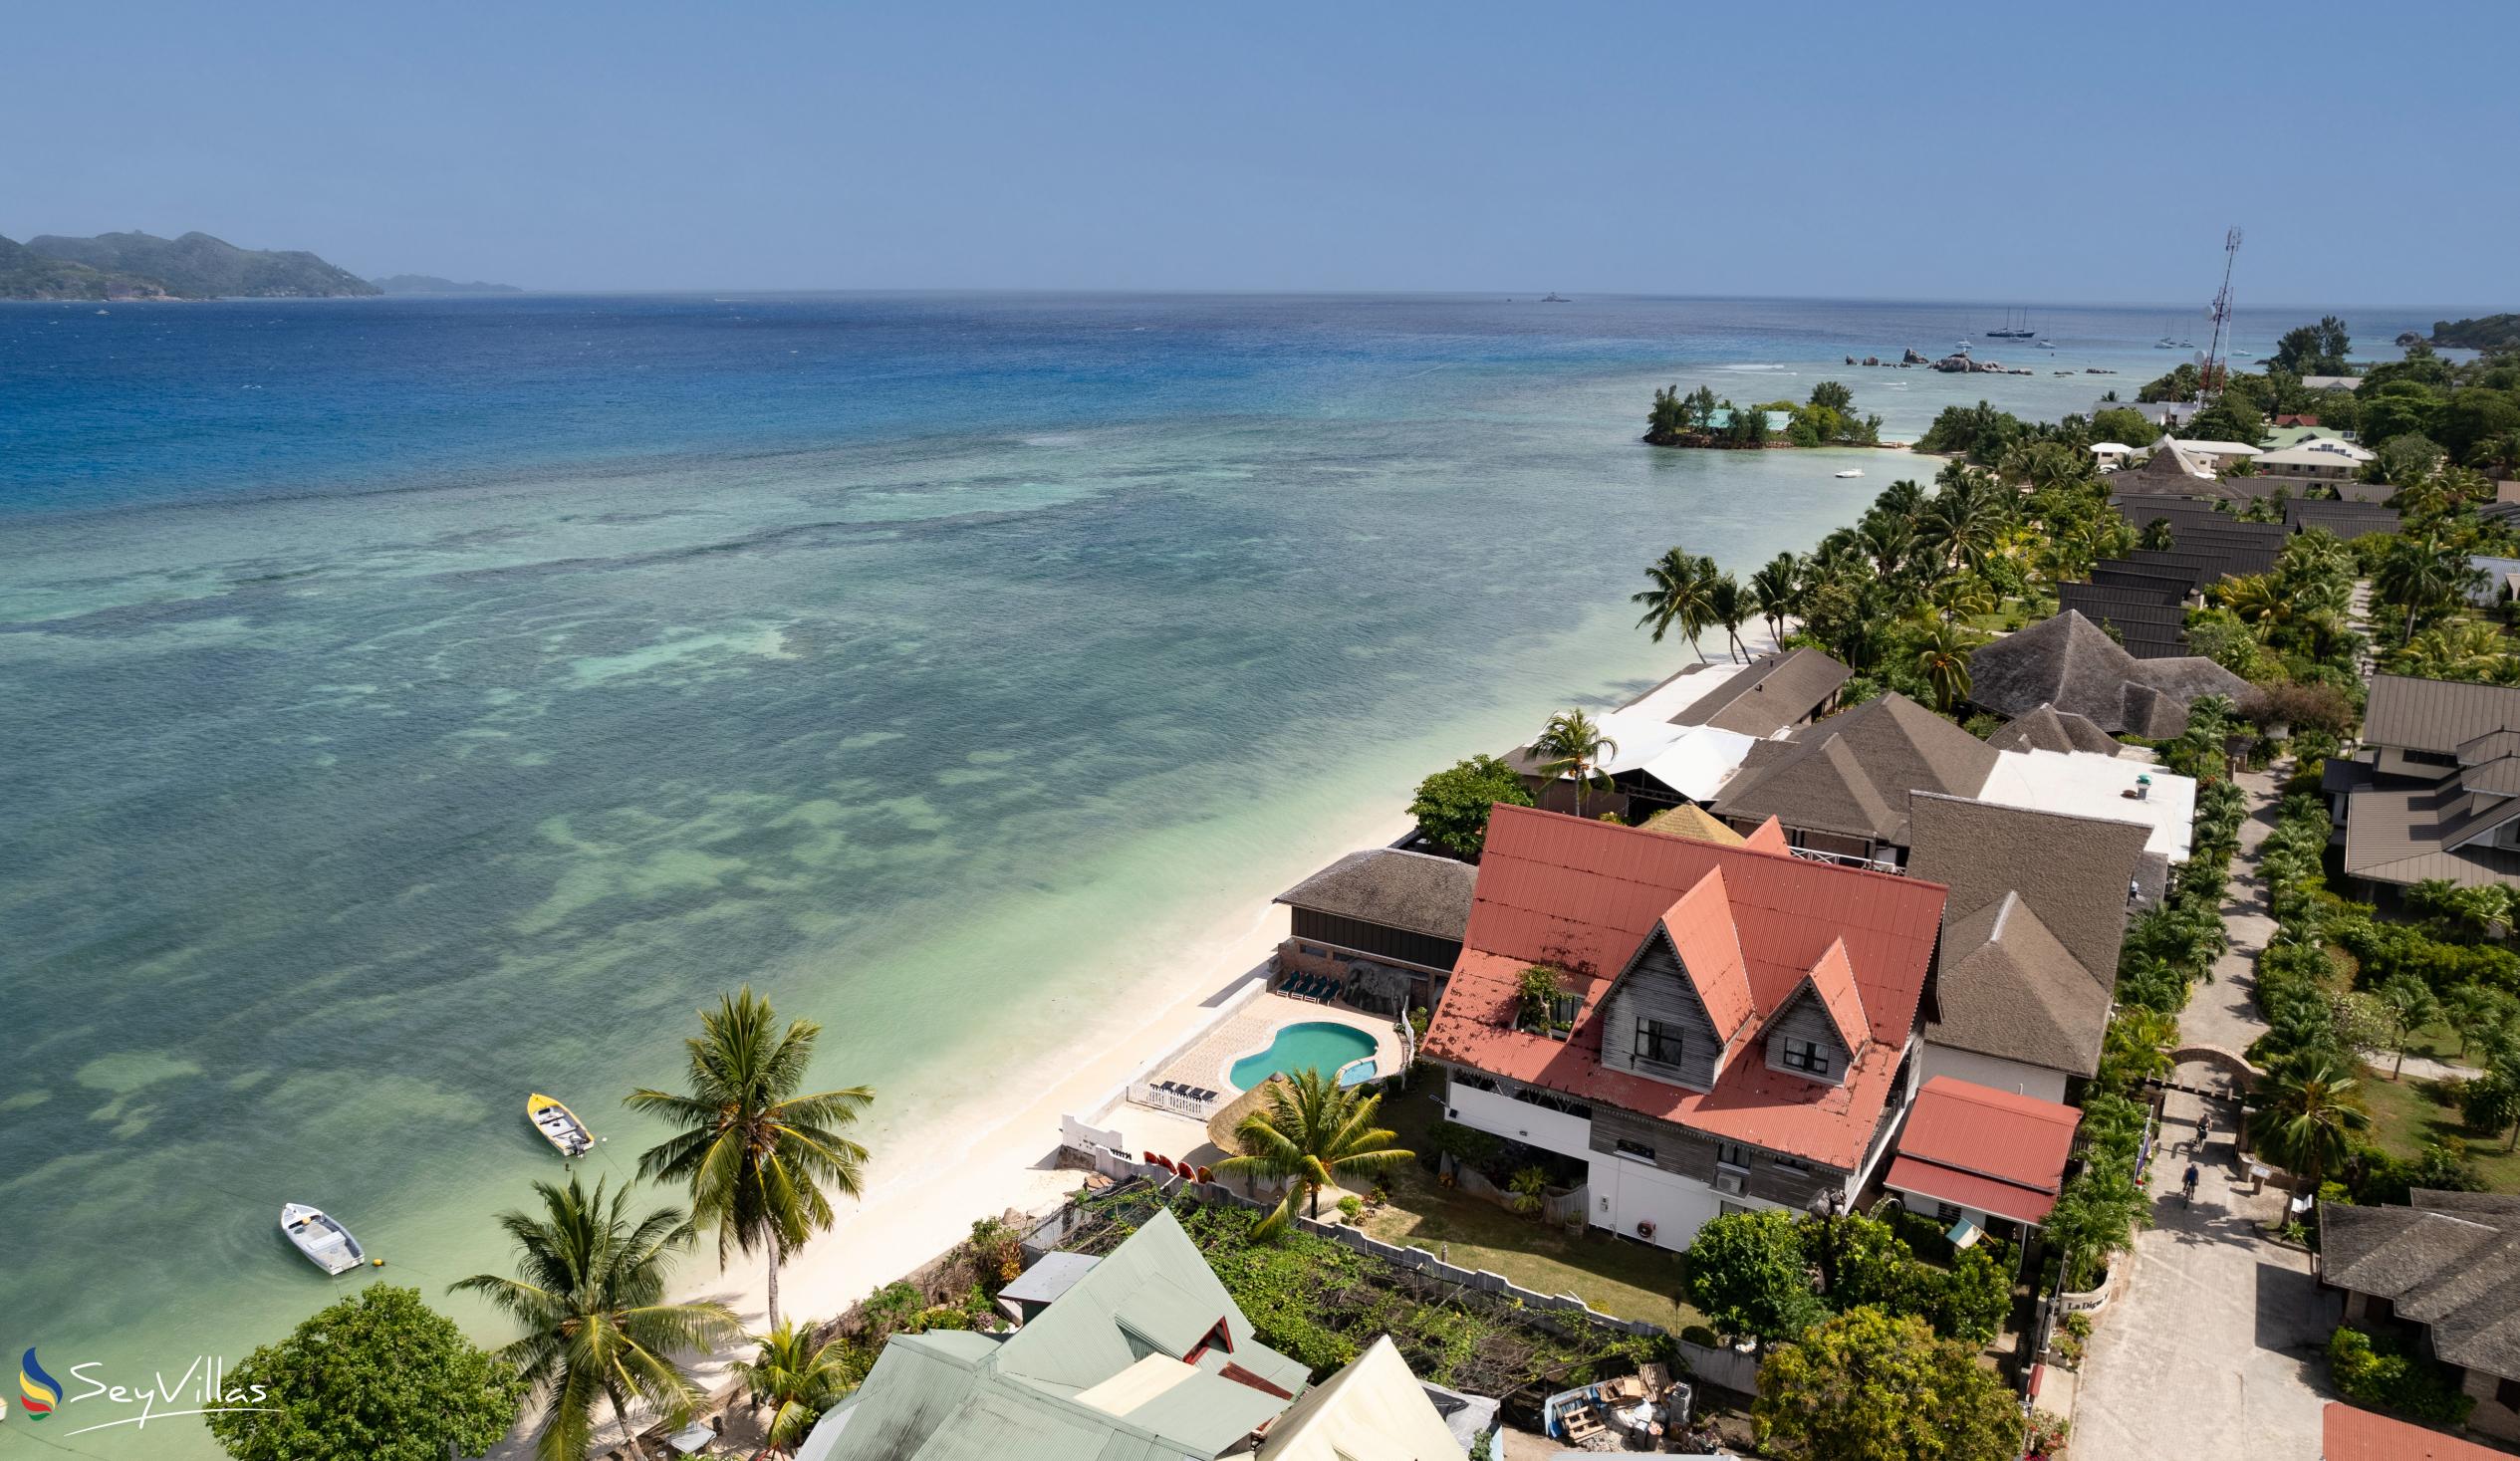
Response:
1713,1169,1746,1197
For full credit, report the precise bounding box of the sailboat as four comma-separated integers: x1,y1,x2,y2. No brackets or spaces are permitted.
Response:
1985,307,2035,340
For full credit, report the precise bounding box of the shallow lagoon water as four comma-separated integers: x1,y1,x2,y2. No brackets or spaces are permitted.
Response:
0,293,2447,1454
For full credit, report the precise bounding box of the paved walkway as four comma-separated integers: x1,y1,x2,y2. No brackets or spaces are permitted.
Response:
2070,1089,2341,1461
2075,765,2343,1459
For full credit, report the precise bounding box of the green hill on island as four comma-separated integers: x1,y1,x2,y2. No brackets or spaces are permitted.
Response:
371,273,523,295
2433,315,2520,352
2,230,379,300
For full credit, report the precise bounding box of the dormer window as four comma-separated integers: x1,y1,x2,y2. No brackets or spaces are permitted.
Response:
1780,1037,1833,1077
1636,1018,1685,1069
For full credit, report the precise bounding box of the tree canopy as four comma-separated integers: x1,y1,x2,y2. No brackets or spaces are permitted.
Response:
1405,753,1533,856
1753,1306,2024,1461
207,1285,523,1461
2271,316,2352,376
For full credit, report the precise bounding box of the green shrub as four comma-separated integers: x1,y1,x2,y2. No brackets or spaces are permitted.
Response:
2330,1326,2474,1425
1337,1194,1365,1222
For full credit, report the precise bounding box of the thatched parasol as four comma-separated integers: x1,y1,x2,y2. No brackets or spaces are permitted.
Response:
1205,1075,1285,1154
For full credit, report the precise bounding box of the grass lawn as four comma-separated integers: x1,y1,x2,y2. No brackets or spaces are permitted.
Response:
1363,1087,1703,1327
2356,1064,2520,1190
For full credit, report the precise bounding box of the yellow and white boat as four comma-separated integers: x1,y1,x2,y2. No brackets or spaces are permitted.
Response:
527,1094,595,1158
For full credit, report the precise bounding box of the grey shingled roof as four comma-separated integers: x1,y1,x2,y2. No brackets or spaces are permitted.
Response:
2320,1198,2520,1380
1966,610,2249,737
1274,848,1477,941
2088,564,2197,601
1907,792,2150,1076
2363,674,2520,755
2285,498,2400,538
2343,781,2520,889
1708,692,1997,846
1984,703,2122,755
2056,583,2188,660
1668,647,1852,737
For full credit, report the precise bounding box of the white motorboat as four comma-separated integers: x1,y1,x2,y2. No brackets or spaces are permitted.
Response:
1834,468,1865,478
528,1093,596,1159
281,1203,366,1276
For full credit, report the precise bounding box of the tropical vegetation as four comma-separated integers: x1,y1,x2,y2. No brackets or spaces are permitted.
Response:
207,1285,523,1461
1216,1068,1413,1238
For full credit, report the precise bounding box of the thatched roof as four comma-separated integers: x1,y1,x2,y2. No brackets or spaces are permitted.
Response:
1275,848,1477,941
1206,1076,1287,1153
1639,803,1747,846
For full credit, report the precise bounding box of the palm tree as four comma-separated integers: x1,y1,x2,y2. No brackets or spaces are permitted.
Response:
628,988,874,1331
450,1175,740,1461
1531,708,1619,819
1632,547,1718,660
735,1322,856,1456
1749,553,1801,648
2246,1054,2373,1190
2375,533,2476,637
1858,513,1917,584
1215,1070,1412,1239
1912,620,1977,715
1707,573,1750,663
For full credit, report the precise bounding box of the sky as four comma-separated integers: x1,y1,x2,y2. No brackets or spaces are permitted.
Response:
4,0,2513,305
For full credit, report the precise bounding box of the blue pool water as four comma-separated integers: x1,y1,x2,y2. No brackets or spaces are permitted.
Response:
1229,1021,1379,1089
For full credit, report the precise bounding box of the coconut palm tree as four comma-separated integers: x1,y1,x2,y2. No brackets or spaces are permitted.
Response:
1707,573,1750,663
629,988,874,1331
1912,620,1977,715
2246,1054,2373,1190
1632,547,1719,660
450,1175,740,1461
1216,1070,1412,1239
2213,573,2293,639
2375,533,2477,637
1749,553,1801,648
735,1321,856,1456
1531,708,1619,819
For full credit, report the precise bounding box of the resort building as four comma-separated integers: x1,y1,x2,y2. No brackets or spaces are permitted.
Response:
2317,1191,2520,1444
1983,702,2120,756
2108,433,2251,503
1419,804,1947,1251
2286,497,2399,541
2057,580,2189,661
2103,500,2288,584
799,1209,1480,1461
1967,609,2250,739
1511,648,1851,823
1881,1076,2080,1242
1700,690,2194,872
1274,848,1477,1015
2329,675,2520,896
2255,435,2377,495
1906,793,2154,1101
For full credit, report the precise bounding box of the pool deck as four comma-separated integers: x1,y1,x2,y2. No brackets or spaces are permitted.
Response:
1149,991,1402,1102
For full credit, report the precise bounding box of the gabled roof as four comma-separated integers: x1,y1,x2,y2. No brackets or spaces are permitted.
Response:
1639,803,1747,847
1886,1076,2080,1225
2345,780,2520,889
1710,692,1999,847
1274,849,1477,942
1254,1336,1463,1461
2320,1195,2520,1380
1906,794,2150,1077
1984,703,2121,756
1420,804,1947,1168
1668,647,1852,737
2363,674,2520,755
2259,436,2375,467
1966,610,2249,737
2284,498,2398,539
1740,816,1790,853
1780,938,1869,1057
2056,582,2187,660
1649,869,1757,1041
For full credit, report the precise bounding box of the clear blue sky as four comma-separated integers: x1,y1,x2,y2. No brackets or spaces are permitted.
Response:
5,0,2511,304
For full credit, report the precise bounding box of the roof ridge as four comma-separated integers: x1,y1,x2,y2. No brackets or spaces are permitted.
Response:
1483,801,1934,888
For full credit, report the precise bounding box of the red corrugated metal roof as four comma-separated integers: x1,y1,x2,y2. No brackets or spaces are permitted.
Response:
1802,938,1869,1057
1419,805,1947,1169
1741,816,1790,853
1885,1155,2060,1226
2323,1402,2505,1461
1884,1078,2080,1223
1662,869,1755,1040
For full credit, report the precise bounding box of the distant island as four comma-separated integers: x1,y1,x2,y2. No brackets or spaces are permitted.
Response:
372,274,523,296
1644,379,1886,450
0,230,379,300
2432,314,2520,353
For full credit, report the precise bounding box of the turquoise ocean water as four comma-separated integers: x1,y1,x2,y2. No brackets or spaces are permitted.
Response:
0,294,2450,1455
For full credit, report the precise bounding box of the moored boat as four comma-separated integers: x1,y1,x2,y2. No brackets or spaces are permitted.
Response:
1834,468,1865,478
281,1204,366,1276
527,1093,595,1158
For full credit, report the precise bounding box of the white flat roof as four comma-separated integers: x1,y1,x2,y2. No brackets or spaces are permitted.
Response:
2178,440,2264,456
1635,725,1761,802
1973,748,2196,860
1614,659,1737,722
2258,438,2376,466
2090,442,2136,454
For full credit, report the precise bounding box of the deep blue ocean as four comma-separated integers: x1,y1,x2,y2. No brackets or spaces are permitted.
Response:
0,293,2454,1455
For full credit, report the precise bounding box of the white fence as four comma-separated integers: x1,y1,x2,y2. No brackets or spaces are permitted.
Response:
1047,1137,1764,1396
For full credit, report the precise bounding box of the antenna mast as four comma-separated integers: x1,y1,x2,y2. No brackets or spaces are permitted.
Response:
2202,226,2241,398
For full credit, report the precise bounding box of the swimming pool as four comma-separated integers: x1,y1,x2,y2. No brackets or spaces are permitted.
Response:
1228,1021,1380,1090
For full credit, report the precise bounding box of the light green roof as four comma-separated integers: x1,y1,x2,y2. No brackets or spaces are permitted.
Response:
995,1210,1303,1393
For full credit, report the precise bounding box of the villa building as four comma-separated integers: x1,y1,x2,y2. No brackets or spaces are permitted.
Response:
2329,674,2520,896
1882,1076,2080,1242
2256,435,2377,496
2318,1191,2520,1444
1274,848,1477,1014
2286,498,2399,541
1906,793,2153,1101
2108,433,2252,503
1967,609,2250,739
1419,804,1946,1251
800,1209,1480,1461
